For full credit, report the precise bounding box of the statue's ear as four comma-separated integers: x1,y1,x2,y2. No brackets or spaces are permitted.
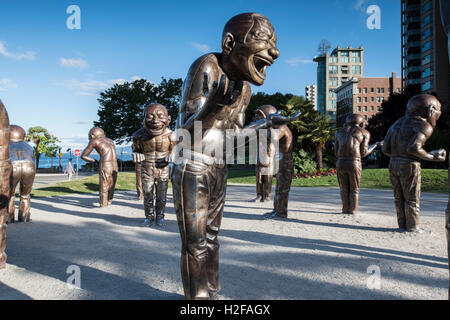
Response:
166,115,171,126
426,103,437,120
222,33,235,55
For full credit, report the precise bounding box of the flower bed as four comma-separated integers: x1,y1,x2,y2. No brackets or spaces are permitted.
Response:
294,168,337,179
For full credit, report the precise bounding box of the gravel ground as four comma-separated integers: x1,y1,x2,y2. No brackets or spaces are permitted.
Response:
0,185,448,300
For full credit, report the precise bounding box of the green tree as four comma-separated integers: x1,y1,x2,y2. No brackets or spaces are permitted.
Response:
94,77,182,144
317,39,332,57
283,96,336,170
27,126,60,169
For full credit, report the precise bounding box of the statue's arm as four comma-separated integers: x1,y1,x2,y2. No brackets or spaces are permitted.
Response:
334,134,339,157
407,125,446,162
81,140,96,163
132,134,144,163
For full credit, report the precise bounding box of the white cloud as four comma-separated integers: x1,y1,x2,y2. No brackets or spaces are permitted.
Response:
0,41,36,61
56,76,141,96
59,57,88,69
0,78,18,91
354,0,368,11
286,58,313,66
189,42,210,53
73,120,92,125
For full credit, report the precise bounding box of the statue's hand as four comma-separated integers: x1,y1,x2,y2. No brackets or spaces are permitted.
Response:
132,152,145,163
206,73,244,108
376,141,384,148
430,149,446,162
266,110,301,127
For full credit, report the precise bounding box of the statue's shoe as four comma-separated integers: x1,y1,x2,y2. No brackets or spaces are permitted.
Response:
142,218,154,227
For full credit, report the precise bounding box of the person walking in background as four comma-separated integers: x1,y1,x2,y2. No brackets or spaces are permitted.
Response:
64,160,75,181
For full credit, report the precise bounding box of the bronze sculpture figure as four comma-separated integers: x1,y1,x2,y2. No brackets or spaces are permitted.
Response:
334,114,382,214
0,100,12,269
7,125,36,223
382,94,446,232
132,104,176,227
81,127,118,207
256,105,295,219
172,13,298,300
254,105,276,202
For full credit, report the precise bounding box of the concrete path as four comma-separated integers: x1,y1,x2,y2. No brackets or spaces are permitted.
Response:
33,173,95,189
0,186,448,300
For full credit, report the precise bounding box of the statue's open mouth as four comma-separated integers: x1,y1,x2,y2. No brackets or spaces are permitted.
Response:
252,55,272,80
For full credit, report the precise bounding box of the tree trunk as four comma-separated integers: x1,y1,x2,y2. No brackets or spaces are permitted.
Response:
316,143,324,171
36,153,40,169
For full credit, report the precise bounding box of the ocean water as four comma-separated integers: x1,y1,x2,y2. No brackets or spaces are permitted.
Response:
36,146,133,169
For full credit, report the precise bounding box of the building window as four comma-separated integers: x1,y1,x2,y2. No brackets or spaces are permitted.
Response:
421,27,432,40
351,65,361,74
357,97,361,103
363,88,367,94
370,88,374,93
329,90,337,98
364,106,367,112
370,106,374,111
422,1,432,14
341,56,349,63
341,51,349,56
422,53,433,65
377,106,381,111
381,88,385,93
422,40,432,52
357,88,361,94
352,57,361,63
422,67,431,78
329,65,338,74
421,14,432,28
371,97,375,102
329,77,338,86
422,80,433,91
328,57,338,63
364,115,368,120
364,97,368,102
357,106,361,112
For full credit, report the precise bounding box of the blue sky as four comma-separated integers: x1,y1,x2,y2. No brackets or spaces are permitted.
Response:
0,0,401,150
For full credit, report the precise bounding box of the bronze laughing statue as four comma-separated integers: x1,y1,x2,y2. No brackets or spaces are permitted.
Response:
254,105,276,202
172,13,299,300
0,100,12,269
334,114,382,214
258,105,295,219
7,125,36,223
132,104,176,227
81,127,118,207
382,94,446,232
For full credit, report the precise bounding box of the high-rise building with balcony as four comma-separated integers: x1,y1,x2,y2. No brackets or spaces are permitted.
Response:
314,46,364,122
401,0,449,109
305,85,317,110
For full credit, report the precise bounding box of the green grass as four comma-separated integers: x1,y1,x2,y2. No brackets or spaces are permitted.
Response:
228,168,448,194
31,168,449,198
31,172,139,198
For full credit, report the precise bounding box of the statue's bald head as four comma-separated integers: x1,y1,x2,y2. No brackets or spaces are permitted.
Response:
406,94,442,127
10,125,26,142
222,13,272,44
88,127,105,140
345,114,365,126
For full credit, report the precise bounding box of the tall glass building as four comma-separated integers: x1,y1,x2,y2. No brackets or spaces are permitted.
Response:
401,0,449,109
314,46,364,122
